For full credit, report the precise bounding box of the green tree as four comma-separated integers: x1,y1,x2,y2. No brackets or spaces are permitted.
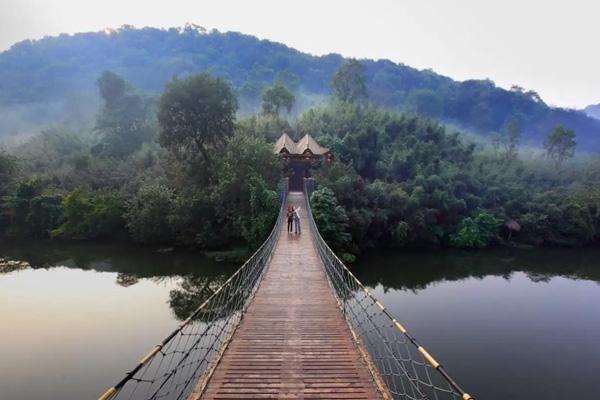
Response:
97,71,126,104
310,187,353,259
0,151,18,198
52,189,123,239
158,73,238,165
2,177,64,239
450,211,502,248
544,126,576,167
501,118,520,161
331,59,368,104
261,84,295,118
237,177,279,247
93,71,154,157
125,184,174,243
25,193,64,238
213,129,280,247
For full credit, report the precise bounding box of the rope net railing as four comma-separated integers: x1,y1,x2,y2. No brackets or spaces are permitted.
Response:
303,179,473,400
98,180,289,400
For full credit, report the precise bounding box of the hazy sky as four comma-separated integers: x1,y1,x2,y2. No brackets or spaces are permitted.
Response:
1,0,598,108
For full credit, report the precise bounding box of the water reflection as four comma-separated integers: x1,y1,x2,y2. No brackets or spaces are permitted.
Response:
0,240,237,321
0,241,239,400
169,274,226,320
353,247,600,291
353,248,600,400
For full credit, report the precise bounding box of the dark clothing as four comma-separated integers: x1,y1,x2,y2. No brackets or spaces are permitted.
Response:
287,210,294,233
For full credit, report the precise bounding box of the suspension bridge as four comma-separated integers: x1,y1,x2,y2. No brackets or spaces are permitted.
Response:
98,179,473,400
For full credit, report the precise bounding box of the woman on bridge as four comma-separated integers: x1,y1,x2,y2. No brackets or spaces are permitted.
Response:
293,207,301,235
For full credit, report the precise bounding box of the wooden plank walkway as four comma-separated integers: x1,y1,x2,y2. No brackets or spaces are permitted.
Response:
193,192,381,399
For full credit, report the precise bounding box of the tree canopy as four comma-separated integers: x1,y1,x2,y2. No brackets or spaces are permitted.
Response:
158,73,238,165
93,71,155,157
261,84,295,118
331,59,368,104
544,126,576,167
0,27,599,151
1,68,599,257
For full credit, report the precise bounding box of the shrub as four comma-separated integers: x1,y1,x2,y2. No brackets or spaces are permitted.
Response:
450,211,502,248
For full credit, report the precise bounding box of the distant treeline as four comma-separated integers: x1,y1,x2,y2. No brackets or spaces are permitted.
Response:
1,25,599,150
1,61,599,259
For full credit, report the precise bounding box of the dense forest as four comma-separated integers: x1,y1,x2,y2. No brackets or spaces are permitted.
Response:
1,25,599,151
1,58,599,261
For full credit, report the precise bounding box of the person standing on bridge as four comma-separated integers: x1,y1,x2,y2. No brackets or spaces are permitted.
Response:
293,207,301,235
287,206,294,234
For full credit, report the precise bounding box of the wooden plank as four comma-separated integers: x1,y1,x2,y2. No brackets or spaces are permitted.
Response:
190,192,381,399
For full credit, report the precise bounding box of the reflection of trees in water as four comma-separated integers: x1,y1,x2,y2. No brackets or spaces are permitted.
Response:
0,241,235,278
353,248,600,292
168,274,230,321
0,258,30,274
116,273,139,287
0,241,240,320
0,240,237,287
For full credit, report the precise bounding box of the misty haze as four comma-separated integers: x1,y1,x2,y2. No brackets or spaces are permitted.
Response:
1,2,599,400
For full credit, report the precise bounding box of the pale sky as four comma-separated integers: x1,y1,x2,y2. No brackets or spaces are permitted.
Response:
1,0,599,109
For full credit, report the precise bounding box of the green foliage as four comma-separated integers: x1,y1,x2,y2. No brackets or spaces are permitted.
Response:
158,73,238,165
52,189,123,240
450,211,502,248
544,126,576,167
493,118,520,161
162,117,280,249
213,129,280,247
125,184,174,243
0,151,18,198
331,59,368,104
405,89,443,118
305,103,600,251
2,55,599,256
1,27,600,150
3,178,64,238
238,177,279,248
310,187,352,253
93,71,155,157
25,193,64,238
261,83,295,118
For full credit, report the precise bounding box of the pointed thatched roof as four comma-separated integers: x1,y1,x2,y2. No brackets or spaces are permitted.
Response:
274,132,296,154
295,134,330,155
274,133,330,155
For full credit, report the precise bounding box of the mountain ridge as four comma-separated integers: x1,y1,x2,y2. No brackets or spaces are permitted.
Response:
0,25,599,151
585,104,600,120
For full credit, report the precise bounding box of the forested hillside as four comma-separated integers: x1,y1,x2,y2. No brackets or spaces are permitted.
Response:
1,62,599,256
585,104,600,120
1,24,599,150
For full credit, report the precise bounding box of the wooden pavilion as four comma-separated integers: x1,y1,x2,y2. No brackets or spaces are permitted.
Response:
274,133,332,191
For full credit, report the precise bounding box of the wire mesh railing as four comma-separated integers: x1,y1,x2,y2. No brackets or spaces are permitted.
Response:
98,179,289,400
303,178,473,400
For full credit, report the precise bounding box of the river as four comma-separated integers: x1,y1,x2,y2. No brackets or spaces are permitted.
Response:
353,247,600,399
0,241,236,400
1,243,599,399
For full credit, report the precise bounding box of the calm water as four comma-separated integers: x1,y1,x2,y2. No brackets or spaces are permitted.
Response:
1,243,599,399
353,248,600,400
0,241,236,400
